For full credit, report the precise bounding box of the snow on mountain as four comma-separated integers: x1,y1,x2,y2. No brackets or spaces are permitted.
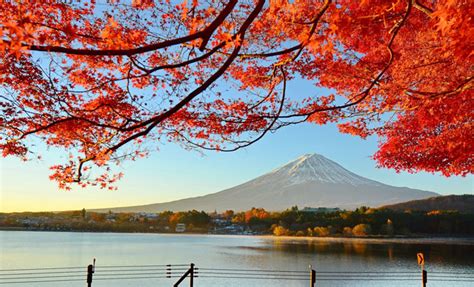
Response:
95,153,439,213
264,153,381,186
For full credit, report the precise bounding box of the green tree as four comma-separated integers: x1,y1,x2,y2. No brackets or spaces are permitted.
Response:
384,219,394,236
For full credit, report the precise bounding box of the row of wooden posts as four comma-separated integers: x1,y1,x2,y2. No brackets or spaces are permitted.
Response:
85,253,428,287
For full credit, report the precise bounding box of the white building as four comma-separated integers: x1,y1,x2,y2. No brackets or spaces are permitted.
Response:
175,223,186,233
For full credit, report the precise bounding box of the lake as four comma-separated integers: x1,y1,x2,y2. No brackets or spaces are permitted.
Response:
1,231,473,286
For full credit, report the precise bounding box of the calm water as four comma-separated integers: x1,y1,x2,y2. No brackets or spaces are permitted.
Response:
1,231,473,286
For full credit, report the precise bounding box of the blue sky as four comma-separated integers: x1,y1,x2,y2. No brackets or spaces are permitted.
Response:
1,119,472,212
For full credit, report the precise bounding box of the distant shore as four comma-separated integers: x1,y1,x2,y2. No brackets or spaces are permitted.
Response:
2,227,474,245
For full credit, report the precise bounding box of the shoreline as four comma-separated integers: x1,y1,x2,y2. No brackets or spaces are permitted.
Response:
2,228,474,245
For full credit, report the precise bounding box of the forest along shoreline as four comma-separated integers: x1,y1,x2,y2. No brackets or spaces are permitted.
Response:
1,206,473,241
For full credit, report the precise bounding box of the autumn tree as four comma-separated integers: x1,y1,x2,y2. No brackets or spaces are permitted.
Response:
343,226,353,236
223,209,235,219
272,225,290,236
313,226,330,236
1,0,472,189
352,223,372,236
244,207,270,223
231,212,246,224
89,212,106,223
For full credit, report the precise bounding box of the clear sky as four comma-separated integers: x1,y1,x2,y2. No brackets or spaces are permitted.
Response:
1,118,472,212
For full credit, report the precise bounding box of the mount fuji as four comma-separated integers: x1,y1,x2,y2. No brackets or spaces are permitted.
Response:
98,153,438,212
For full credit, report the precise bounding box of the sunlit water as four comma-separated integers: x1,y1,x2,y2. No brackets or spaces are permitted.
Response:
1,231,473,286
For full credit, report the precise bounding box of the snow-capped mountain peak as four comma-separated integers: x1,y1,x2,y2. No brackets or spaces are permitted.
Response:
271,153,380,186
95,153,438,212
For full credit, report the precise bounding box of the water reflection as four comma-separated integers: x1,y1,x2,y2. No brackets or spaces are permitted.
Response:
260,238,474,267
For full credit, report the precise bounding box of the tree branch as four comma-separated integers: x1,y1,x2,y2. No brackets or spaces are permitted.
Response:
9,0,239,56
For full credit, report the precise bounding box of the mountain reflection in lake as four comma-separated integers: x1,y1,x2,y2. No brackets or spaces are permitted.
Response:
1,231,473,287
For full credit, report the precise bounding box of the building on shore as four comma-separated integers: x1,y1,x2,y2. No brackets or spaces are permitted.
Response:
301,207,341,213
175,223,186,233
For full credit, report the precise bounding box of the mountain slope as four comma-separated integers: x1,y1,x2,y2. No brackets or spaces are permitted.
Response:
380,195,474,213
96,154,438,212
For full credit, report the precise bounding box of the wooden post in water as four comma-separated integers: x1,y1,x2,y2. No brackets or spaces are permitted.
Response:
174,263,195,287
417,253,426,287
86,265,93,287
309,264,316,287
190,263,194,287
86,258,95,287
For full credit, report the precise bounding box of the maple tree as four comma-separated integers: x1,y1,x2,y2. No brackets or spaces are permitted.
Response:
0,0,472,189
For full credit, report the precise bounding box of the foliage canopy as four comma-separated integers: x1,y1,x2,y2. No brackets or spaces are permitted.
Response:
1,0,472,189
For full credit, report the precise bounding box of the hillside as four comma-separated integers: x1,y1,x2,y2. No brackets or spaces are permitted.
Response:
380,194,474,213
